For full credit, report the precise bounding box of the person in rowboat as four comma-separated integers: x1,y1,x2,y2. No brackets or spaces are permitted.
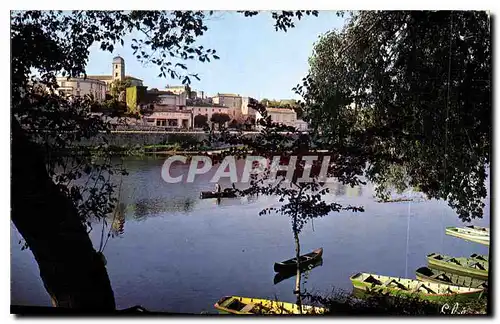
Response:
214,183,221,194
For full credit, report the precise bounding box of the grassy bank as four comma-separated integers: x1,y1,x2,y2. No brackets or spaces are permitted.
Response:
301,289,488,315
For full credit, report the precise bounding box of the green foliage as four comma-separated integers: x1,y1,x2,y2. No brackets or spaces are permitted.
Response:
261,98,298,108
126,86,137,113
228,119,240,129
125,86,147,113
303,289,488,315
162,133,200,149
143,144,179,152
239,10,319,32
110,79,131,99
297,11,491,222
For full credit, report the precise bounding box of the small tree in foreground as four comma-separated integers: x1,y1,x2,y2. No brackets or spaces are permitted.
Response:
210,99,364,311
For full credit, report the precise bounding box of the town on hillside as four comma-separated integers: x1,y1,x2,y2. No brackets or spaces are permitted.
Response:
54,56,309,132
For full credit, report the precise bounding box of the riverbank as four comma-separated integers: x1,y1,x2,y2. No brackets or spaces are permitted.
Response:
11,292,488,315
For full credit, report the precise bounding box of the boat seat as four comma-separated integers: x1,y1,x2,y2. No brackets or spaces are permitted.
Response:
471,254,487,261
382,279,396,287
364,275,382,285
470,262,486,271
413,282,435,294
240,303,255,313
382,279,407,290
447,258,462,265
434,273,452,282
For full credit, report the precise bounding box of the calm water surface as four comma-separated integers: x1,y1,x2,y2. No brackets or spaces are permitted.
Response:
11,157,490,313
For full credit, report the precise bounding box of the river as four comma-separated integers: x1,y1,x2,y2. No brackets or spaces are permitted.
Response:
11,157,490,313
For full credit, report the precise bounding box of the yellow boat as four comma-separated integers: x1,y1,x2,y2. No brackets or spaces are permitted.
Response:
214,296,326,314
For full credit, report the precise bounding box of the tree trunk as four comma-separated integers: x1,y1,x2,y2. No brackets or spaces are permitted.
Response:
11,119,116,311
293,220,302,314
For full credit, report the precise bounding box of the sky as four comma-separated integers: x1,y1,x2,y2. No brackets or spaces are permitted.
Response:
85,11,345,100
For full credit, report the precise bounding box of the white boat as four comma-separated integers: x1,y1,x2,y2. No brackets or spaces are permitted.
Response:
445,226,489,246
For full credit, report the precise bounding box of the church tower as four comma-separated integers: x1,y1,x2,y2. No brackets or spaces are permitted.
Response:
112,56,125,81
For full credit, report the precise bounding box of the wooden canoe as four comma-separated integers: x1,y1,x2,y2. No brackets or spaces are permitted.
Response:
376,198,413,203
273,259,323,285
200,190,237,199
214,296,325,314
445,226,489,246
427,253,488,280
273,248,323,273
415,266,488,289
350,272,484,302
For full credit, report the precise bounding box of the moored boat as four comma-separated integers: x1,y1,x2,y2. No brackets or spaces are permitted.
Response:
274,248,323,273
200,190,237,199
350,272,484,302
445,226,489,246
214,296,325,314
415,266,488,289
273,259,323,285
376,197,413,203
427,253,488,280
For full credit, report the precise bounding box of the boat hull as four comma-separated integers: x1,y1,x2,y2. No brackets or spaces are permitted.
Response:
350,272,484,302
273,259,323,285
445,227,489,246
214,296,325,314
274,248,323,272
427,253,488,280
200,191,237,199
415,267,487,289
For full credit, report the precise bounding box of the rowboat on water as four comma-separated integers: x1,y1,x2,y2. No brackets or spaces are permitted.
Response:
350,272,484,302
274,248,323,273
273,259,323,285
214,296,325,314
376,198,413,203
200,190,237,199
445,226,489,246
415,266,488,289
427,253,488,280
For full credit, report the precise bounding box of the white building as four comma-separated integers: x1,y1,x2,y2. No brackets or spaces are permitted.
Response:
212,93,243,119
143,105,192,128
157,91,187,106
55,77,107,101
190,105,231,128
165,85,188,95
295,119,309,131
196,90,205,99
241,97,257,117
86,56,143,89
255,107,297,128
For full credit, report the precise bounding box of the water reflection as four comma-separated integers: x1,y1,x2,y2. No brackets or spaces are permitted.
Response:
132,197,197,220
110,203,126,237
11,157,490,314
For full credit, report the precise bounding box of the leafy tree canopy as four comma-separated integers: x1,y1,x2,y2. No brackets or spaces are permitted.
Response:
296,11,491,221
210,113,231,128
